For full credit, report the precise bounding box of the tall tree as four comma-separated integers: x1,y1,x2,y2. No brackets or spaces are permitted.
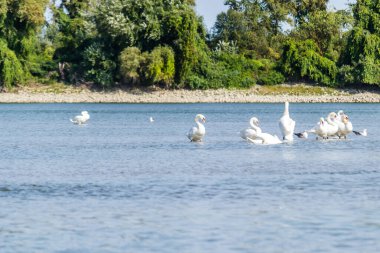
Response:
90,0,204,86
342,0,380,85
0,0,49,88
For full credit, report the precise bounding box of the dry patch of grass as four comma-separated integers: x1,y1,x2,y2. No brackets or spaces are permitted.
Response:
253,84,346,96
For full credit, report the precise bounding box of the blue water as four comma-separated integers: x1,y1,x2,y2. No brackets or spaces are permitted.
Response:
0,103,379,253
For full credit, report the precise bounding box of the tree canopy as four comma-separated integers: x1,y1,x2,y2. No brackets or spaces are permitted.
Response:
1,0,380,89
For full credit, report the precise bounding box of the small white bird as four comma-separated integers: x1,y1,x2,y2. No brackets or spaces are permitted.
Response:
187,114,206,142
294,131,308,139
279,102,296,141
70,111,90,125
149,117,154,123
353,129,367,136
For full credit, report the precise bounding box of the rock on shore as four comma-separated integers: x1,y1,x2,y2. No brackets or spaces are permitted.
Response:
1,86,380,103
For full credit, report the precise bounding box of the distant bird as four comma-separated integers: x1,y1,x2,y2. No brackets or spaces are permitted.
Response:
294,131,308,139
279,102,296,141
70,111,90,125
353,129,367,136
187,114,206,142
149,117,154,123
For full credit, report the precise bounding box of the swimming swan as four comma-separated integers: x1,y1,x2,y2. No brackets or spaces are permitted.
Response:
70,111,90,125
279,102,296,141
187,114,206,142
149,117,154,123
240,117,260,141
247,118,282,145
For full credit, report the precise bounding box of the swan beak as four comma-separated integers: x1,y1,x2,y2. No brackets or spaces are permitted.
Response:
202,118,206,123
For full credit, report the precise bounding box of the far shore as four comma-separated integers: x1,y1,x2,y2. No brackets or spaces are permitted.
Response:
1,83,380,103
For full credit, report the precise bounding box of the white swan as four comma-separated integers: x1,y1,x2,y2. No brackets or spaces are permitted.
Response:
325,112,339,138
337,114,353,139
247,118,282,145
70,111,90,125
187,114,206,142
149,117,154,123
279,102,296,141
308,117,328,140
240,117,260,141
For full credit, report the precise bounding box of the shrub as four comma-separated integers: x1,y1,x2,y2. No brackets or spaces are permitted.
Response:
0,40,25,89
281,39,338,86
143,46,175,88
82,43,116,88
119,47,144,85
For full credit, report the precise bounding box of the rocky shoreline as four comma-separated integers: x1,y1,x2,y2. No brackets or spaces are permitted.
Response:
1,86,380,103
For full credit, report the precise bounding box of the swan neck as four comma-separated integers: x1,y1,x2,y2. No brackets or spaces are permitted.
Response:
283,102,289,116
326,117,336,126
250,123,261,134
249,118,256,129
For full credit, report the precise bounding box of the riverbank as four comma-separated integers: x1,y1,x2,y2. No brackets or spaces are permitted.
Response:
1,83,380,103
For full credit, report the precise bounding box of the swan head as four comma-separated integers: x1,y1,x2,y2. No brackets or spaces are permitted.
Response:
319,117,325,125
328,112,337,120
337,110,344,116
195,114,206,123
250,117,260,126
343,115,350,124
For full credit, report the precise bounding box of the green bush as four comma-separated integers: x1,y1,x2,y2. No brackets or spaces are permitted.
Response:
254,59,285,85
82,43,116,88
143,46,175,88
0,40,25,89
281,39,337,86
119,47,144,85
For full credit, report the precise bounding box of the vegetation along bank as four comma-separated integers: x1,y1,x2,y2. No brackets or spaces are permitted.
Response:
0,0,380,93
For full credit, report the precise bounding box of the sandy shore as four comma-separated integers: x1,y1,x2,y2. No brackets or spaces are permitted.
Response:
1,85,380,103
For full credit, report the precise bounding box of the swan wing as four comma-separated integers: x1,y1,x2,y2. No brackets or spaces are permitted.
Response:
187,126,204,141
240,128,257,140
246,137,264,144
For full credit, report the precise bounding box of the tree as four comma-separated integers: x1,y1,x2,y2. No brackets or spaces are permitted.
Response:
91,0,205,86
342,0,380,85
281,39,337,86
212,0,292,59
0,0,49,88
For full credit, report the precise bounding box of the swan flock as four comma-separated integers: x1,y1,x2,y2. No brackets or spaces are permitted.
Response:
70,103,367,145
187,102,366,144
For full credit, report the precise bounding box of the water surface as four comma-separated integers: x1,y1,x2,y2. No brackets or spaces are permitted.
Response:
0,103,379,253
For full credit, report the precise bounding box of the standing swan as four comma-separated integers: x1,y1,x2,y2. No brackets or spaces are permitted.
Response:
187,114,206,142
279,102,296,141
70,111,90,125
325,112,339,138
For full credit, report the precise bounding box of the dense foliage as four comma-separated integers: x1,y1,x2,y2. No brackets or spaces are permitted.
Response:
1,0,380,89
